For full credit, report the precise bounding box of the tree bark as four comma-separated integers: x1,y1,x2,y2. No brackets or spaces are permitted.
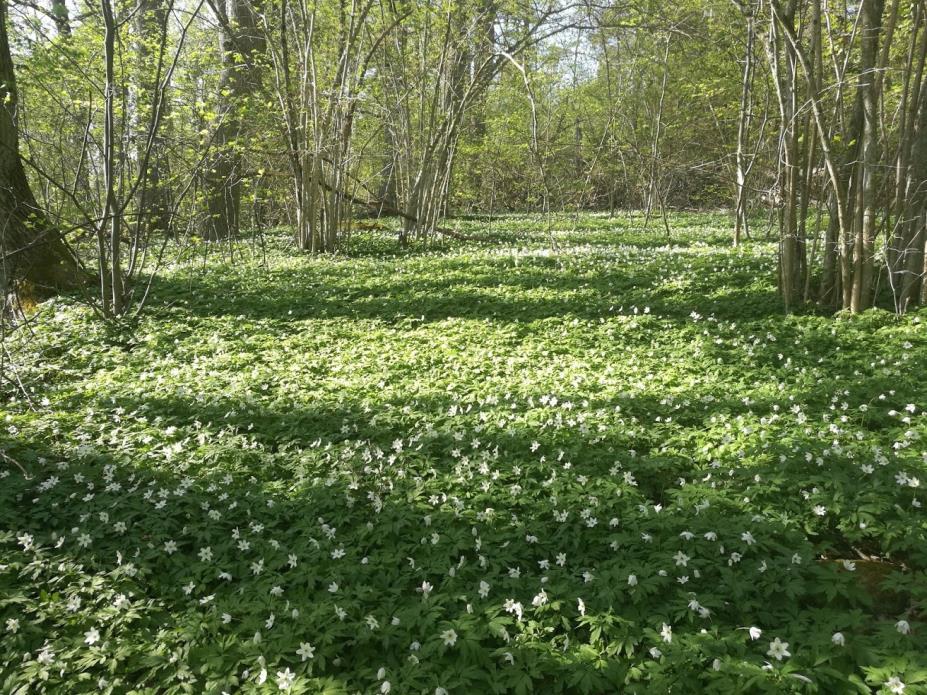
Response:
49,0,70,36
0,0,76,302
133,0,172,239
887,1,926,311
898,64,927,309
849,0,886,312
768,1,805,311
734,4,755,247
204,0,264,240
100,0,122,316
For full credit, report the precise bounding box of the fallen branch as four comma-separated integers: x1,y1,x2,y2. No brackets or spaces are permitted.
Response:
0,449,31,479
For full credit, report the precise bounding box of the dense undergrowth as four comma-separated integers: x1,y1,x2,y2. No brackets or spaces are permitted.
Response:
1,213,925,693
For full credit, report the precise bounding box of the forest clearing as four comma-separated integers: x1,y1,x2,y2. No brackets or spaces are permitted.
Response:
2,216,926,692
3,0,927,691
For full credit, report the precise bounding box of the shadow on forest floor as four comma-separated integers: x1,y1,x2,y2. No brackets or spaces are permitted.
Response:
152,230,785,325
4,218,925,693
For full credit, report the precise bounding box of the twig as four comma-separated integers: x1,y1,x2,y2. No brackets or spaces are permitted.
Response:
0,450,31,479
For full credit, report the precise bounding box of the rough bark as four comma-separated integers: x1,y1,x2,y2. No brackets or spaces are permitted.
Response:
0,0,76,302
768,1,805,311
204,0,265,240
889,1,926,311
133,0,172,239
849,0,886,312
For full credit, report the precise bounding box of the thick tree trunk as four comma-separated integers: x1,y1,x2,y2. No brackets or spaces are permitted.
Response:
133,0,172,239
0,0,76,301
849,0,886,312
769,3,805,311
204,0,264,240
897,74,927,309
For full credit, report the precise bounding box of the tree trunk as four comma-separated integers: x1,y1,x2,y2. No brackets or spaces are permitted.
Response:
133,0,172,239
0,0,76,302
768,2,805,311
889,2,926,311
50,0,70,36
734,6,755,247
101,0,122,316
898,69,927,309
849,0,886,312
204,0,264,240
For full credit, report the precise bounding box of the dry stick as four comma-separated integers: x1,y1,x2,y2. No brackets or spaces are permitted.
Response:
0,449,30,478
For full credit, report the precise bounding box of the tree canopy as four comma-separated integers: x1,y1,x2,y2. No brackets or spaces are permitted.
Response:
1,0,926,315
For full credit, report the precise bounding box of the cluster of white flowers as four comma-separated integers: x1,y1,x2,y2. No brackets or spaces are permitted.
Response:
2,232,923,692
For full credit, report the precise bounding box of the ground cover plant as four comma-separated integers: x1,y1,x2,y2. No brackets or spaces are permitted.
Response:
1,213,926,694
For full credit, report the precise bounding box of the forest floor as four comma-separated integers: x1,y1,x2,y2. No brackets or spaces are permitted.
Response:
2,212,926,694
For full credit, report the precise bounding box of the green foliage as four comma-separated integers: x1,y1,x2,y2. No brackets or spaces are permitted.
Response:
1,214,925,693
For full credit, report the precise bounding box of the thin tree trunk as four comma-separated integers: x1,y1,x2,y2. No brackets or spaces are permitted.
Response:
645,35,671,228
889,1,926,311
898,56,927,308
101,0,122,316
734,6,755,247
